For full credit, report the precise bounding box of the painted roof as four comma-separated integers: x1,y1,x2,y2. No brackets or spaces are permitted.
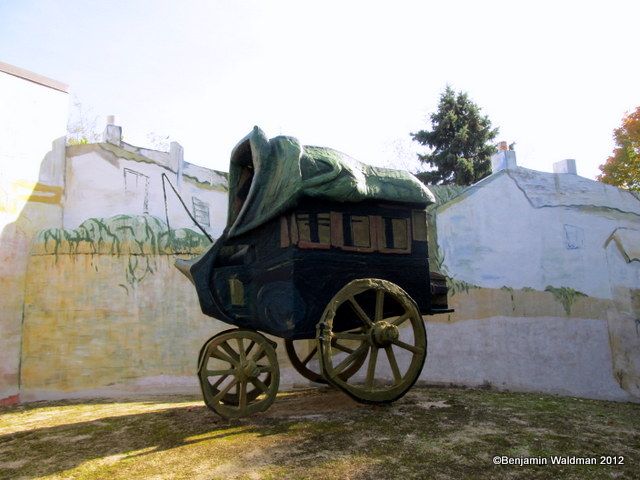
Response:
227,127,435,237
438,166,640,215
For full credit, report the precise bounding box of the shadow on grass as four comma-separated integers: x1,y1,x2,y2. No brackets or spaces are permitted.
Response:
0,399,293,479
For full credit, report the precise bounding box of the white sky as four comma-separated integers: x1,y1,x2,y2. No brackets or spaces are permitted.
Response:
1,0,639,179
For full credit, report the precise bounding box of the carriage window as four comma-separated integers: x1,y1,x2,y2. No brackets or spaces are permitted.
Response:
317,213,331,244
296,214,311,242
382,217,409,251
343,215,371,248
296,213,330,246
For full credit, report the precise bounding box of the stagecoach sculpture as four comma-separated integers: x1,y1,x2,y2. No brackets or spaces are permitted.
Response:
176,127,451,418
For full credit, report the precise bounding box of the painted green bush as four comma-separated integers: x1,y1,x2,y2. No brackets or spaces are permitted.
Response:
33,215,212,290
35,214,211,256
545,286,588,315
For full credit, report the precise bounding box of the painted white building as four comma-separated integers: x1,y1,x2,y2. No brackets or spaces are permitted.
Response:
425,150,640,401
64,124,228,238
437,153,640,297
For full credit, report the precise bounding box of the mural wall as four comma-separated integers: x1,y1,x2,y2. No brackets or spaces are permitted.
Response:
2,71,638,405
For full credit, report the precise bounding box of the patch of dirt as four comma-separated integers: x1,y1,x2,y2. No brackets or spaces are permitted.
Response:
265,388,361,418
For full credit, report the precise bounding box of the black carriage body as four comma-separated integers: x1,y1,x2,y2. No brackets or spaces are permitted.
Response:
181,126,451,340
189,197,437,340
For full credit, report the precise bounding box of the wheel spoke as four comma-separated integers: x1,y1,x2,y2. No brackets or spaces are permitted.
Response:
257,364,273,373
206,369,234,377
211,374,228,390
221,342,240,362
250,377,269,393
391,312,411,327
333,332,368,341
210,347,238,366
244,340,256,357
366,346,378,389
212,378,238,402
251,344,266,362
348,296,373,326
392,339,423,354
333,343,368,374
332,341,355,354
237,338,245,363
238,380,247,409
385,346,402,385
301,346,318,366
375,289,384,321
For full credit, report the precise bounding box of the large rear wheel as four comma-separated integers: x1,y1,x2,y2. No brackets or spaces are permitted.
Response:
317,278,427,404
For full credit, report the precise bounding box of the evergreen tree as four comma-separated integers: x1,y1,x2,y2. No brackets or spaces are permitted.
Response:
411,86,499,185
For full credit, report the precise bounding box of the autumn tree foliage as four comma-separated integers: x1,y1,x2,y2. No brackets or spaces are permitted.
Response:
597,107,640,191
411,86,499,186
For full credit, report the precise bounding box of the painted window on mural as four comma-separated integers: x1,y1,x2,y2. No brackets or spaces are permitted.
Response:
192,197,211,226
343,215,371,248
123,168,149,214
295,213,330,246
382,217,410,251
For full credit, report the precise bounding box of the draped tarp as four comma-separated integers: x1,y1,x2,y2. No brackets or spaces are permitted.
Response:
226,126,435,238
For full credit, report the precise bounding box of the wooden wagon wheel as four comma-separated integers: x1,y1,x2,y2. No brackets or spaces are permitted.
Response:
284,337,367,384
317,278,427,404
198,330,274,406
198,329,279,418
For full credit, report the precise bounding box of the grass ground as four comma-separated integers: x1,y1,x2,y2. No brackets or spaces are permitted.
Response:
0,386,638,479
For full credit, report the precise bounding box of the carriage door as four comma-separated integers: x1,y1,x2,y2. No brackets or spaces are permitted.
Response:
213,244,255,320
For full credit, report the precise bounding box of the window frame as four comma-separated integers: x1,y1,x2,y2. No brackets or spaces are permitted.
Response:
334,212,377,253
375,215,412,254
290,212,331,250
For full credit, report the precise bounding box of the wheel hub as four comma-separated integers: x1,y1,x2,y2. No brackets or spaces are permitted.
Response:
371,321,399,347
235,359,259,382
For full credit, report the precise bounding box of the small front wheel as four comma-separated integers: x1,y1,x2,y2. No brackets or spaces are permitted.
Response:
198,329,279,418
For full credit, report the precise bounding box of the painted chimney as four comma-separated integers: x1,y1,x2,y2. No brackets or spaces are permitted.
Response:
491,141,517,172
169,141,184,188
103,115,121,145
553,159,577,175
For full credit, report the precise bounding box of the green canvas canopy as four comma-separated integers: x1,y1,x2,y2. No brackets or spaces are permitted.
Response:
226,126,435,238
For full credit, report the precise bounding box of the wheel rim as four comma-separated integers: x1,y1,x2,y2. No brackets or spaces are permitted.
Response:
198,330,272,406
317,278,427,403
285,338,367,384
198,329,279,418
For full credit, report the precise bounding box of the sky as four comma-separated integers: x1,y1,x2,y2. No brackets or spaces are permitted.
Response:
1,0,639,179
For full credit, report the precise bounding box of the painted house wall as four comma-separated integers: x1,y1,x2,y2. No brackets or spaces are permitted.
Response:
64,138,228,239
436,169,640,297
0,64,69,405
428,167,640,400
